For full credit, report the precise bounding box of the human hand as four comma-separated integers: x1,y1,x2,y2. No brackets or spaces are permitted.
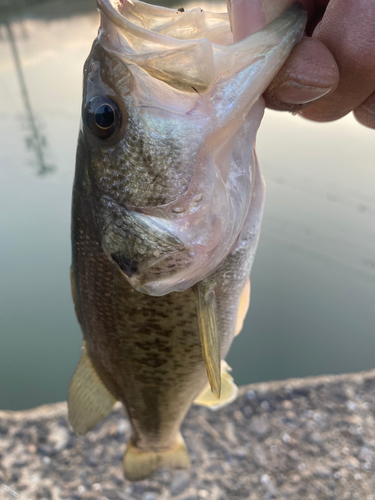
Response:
228,0,375,129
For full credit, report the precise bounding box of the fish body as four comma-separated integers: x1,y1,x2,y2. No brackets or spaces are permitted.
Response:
69,0,306,481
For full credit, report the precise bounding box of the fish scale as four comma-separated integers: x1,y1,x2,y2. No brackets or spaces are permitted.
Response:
71,171,253,447
68,0,306,480
95,123,198,207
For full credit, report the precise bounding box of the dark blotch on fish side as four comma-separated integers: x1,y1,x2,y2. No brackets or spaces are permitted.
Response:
177,7,185,12
111,253,138,277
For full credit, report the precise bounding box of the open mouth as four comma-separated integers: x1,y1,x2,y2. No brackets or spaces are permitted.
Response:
93,2,307,296
97,0,232,44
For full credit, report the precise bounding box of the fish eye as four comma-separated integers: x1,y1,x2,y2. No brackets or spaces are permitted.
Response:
95,103,115,129
84,96,121,139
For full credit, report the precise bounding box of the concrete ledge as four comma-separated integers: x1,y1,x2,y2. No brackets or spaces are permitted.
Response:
1,369,375,500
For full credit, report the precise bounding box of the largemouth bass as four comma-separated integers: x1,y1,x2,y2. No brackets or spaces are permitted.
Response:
69,0,306,481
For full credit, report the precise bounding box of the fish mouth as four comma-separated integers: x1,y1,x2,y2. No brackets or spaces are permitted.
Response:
97,0,232,93
97,0,306,93
92,2,307,295
94,195,196,295
97,0,232,44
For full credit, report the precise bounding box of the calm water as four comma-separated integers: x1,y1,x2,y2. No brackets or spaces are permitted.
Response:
1,0,374,411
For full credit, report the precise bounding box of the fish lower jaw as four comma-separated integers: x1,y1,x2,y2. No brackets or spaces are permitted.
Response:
115,246,226,296
111,250,195,296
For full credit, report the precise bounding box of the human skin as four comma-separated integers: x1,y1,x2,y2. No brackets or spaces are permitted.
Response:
228,0,375,129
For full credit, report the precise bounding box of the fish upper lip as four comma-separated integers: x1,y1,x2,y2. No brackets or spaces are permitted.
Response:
95,189,184,216
95,190,165,219
95,190,135,213
96,193,186,244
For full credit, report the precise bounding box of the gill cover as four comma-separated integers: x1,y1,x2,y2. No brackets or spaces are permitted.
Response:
90,0,306,296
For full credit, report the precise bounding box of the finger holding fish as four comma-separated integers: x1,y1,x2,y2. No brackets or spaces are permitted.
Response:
300,0,375,127
228,0,338,107
253,0,375,129
263,35,339,112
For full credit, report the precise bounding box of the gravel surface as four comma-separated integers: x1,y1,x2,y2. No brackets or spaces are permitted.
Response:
2,370,375,500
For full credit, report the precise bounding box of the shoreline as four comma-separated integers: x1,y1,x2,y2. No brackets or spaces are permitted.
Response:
1,369,375,499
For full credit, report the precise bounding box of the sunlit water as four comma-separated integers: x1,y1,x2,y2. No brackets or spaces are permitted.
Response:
0,0,374,410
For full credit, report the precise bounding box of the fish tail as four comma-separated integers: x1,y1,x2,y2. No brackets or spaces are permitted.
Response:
123,433,190,481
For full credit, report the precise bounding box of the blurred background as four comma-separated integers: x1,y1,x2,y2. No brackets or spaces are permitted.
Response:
0,0,374,411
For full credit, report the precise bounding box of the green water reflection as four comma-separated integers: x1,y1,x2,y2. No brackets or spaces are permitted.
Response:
0,0,374,410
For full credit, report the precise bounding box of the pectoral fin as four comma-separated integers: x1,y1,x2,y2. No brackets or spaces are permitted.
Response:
68,342,117,435
196,282,221,399
194,361,238,410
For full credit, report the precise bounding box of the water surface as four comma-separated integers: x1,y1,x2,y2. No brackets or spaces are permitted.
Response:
0,0,374,410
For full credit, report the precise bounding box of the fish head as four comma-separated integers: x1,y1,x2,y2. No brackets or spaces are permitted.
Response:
79,0,306,296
